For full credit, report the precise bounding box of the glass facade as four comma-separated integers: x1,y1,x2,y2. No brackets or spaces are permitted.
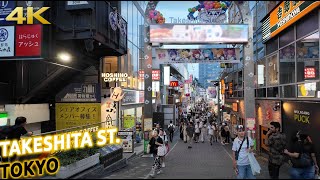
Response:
255,8,320,99
120,1,147,90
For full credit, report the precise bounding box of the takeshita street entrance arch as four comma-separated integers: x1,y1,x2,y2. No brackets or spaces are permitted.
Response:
143,1,255,132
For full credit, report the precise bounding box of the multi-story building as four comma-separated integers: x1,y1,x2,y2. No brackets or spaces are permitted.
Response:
198,63,221,88
223,1,320,164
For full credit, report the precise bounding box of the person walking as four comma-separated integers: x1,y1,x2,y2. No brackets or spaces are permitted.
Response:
232,125,255,179
194,121,201,143
179,120,184,140
199,119,206,143
208,122,214,145
159,128,169,168
183,120,188,143
186,122,195,148
284,132,319,179
149,130,165,177
213,123,218,143
224,124,231,144
168,120,175,143
265,122,287,179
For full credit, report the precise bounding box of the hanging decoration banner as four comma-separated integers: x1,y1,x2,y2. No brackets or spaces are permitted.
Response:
150,24,248,44
262,1,320,42
155,48,240,63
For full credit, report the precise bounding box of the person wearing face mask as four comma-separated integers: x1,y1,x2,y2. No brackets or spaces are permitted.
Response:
232,125,255,179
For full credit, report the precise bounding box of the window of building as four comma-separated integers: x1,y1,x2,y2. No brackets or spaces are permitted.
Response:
297,31,319,82
296,9,319,39
267,54,278,86
297,82,319,98
127,1,133,42
256,88,266,98
237,71,243,89
281,85,296,98
266,36,278,55
267,87,279,97
279,26,294,48
121,1,128,21
279,44,295,84
256,59,266,88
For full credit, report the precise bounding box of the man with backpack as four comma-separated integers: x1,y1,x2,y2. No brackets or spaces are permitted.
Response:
168,120,175,143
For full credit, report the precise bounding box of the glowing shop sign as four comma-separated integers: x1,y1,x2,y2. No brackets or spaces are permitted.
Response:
101,73,128,82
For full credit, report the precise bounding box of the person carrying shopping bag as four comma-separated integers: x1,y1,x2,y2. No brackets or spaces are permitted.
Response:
149,130,165,177
232,125,256,179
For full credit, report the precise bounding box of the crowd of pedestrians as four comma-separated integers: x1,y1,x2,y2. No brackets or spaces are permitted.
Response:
147,99,320,179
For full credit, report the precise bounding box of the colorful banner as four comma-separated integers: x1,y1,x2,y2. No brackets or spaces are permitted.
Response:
56,103,101,130
150,24,248,43
155,48,240,63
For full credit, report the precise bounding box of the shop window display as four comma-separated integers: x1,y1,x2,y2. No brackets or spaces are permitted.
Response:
256,59,266,88
297,31,319,82
279,44,295,84
267,54,278,86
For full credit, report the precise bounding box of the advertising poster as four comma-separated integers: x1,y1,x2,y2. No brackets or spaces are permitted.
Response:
55,103,101,130
155,48,240,63
298,83,317,98
0,1,15,25
117,131,134,153
101,98,117,129
150,24,248,43
15,25,42,57
144,118,153,131
123,115,135,129
0,26,14,57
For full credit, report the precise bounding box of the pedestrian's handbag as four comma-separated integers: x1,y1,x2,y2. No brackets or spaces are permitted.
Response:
235,137,248,161
147,144,151,154
290,152,313,168
248,152,261,175
157,144,166,157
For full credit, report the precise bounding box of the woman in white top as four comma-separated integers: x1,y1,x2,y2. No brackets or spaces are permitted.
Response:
159,128,168,168
194,121,201,143
232,125,255,179
199,120,206,143
208,122,214,145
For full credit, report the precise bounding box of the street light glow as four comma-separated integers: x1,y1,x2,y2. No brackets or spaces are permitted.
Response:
58,52,72,62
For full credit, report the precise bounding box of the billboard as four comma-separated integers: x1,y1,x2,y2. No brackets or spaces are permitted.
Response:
150,24,248,44
55,103,101,130
0,1,15,25
155,48,240,64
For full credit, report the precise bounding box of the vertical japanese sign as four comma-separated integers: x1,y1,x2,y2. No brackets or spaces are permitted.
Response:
15,25,42,57
0,26,14,57
55,103,101,130
101,98,117,129
0,1,15,25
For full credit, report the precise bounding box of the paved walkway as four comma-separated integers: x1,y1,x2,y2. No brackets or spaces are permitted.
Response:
94,130,291,179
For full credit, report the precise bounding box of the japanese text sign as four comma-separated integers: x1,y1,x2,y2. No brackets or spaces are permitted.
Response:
0,26,14,57
55,103,101,130
15,24,42,56
262,1,320,42
304,67,316,79
138,70,161,81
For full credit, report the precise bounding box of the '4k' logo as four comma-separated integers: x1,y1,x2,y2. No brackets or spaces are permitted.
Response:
6,7,51,24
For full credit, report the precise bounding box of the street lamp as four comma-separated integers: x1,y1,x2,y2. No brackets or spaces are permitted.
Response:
57,52,72,63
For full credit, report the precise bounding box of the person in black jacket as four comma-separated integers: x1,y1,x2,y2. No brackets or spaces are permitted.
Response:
284,132,319,179
149,130,164,177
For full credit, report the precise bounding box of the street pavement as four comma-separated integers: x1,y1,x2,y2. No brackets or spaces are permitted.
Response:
95,129,291,179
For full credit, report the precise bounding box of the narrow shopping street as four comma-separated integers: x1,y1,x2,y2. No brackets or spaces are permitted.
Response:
95,132,290,179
